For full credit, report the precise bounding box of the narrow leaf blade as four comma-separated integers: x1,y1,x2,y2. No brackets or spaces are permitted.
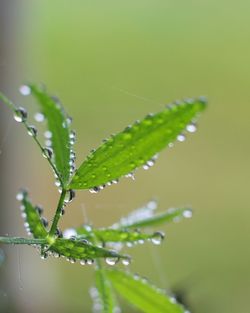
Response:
49,238,125,261
95,268,116,313
29,84,72,185
116,207,193,230
77,227,162,244
19,190,48,238
107,270,185,313
69,98,206,189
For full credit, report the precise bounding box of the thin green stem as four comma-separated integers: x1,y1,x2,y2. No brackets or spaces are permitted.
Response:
0,92,63,187
0,236,47,245
49,189,67,236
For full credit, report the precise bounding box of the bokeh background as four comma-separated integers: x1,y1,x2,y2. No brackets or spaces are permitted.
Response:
1,1,250,312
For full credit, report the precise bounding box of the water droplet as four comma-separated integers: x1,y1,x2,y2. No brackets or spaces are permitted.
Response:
86,259,94,265
41,217,48,228
35,205,43,215
122,257,131,266
105,257,119,266
16,191,24,201
14,107,27,123
44,130,52,138
151,231,165,245
183,208,193,218
80,260,86,265
19,85,31,96
27,125,37,137
177,134,186,142
168,142,174,148
55,180,61,187
64,189,75,203
60,208,65,216
42,147,53,159
186,123,197,133
63,228,77,239
89,187,100,194
34,112,45,122
70,258,76,264
41,252,48,260
69,130,76,144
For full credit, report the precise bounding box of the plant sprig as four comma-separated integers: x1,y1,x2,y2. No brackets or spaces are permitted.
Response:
0,84,206,312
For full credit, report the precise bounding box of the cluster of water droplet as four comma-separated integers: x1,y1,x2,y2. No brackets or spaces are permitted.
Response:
16,189,49,236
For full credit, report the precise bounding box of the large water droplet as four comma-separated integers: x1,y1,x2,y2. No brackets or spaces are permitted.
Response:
63,228,77,239
64,189,75,203
34,112,45,122
151,231,165,245
27,125,37,137
14,107,27,123
105,257,119,266
19,85,31,96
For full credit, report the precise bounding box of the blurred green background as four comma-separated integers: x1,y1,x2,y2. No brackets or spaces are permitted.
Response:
1,1,250,312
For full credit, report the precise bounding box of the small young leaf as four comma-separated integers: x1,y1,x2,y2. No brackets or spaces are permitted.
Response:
69,98,206,190
115,207,192,230
95,267,116,313
29,85,72,186
77,227,162,244
18,190,48,238
49,238,125,261
107,270,185,313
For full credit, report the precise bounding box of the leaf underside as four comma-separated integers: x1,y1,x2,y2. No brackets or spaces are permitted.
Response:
69,98,206,190
107,270,185,313
29,84,71,185
21,192,48,238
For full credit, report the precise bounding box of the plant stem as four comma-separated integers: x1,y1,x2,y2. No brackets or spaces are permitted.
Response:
0,92,63,186
0,236,47,245
49,189,66,236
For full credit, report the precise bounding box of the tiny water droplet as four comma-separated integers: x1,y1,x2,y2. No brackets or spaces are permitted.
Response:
105,257,119,266
14,107,27,123
89,187,100,194
168,142,174,148
80,260,86,265
34,112,45,122
183,208,193,218
44,130,52,139
122,257,131,266
16,191,24,201
41,217,48,228
151,231,165,245
64,189,75,203
186,123,197,133
177,134,186,142
35,205,43,215
27,125,37,137
86,259,94,265
42,147,53,159
41,252,48,260
19,85,31,96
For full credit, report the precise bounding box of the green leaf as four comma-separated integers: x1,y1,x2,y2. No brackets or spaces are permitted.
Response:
49,238,125,261
29,84,72,186
107,270,185,313
69,98,206,190
77,227,163,244
18,190,48,238
95,267,117,313
115,207,193,230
